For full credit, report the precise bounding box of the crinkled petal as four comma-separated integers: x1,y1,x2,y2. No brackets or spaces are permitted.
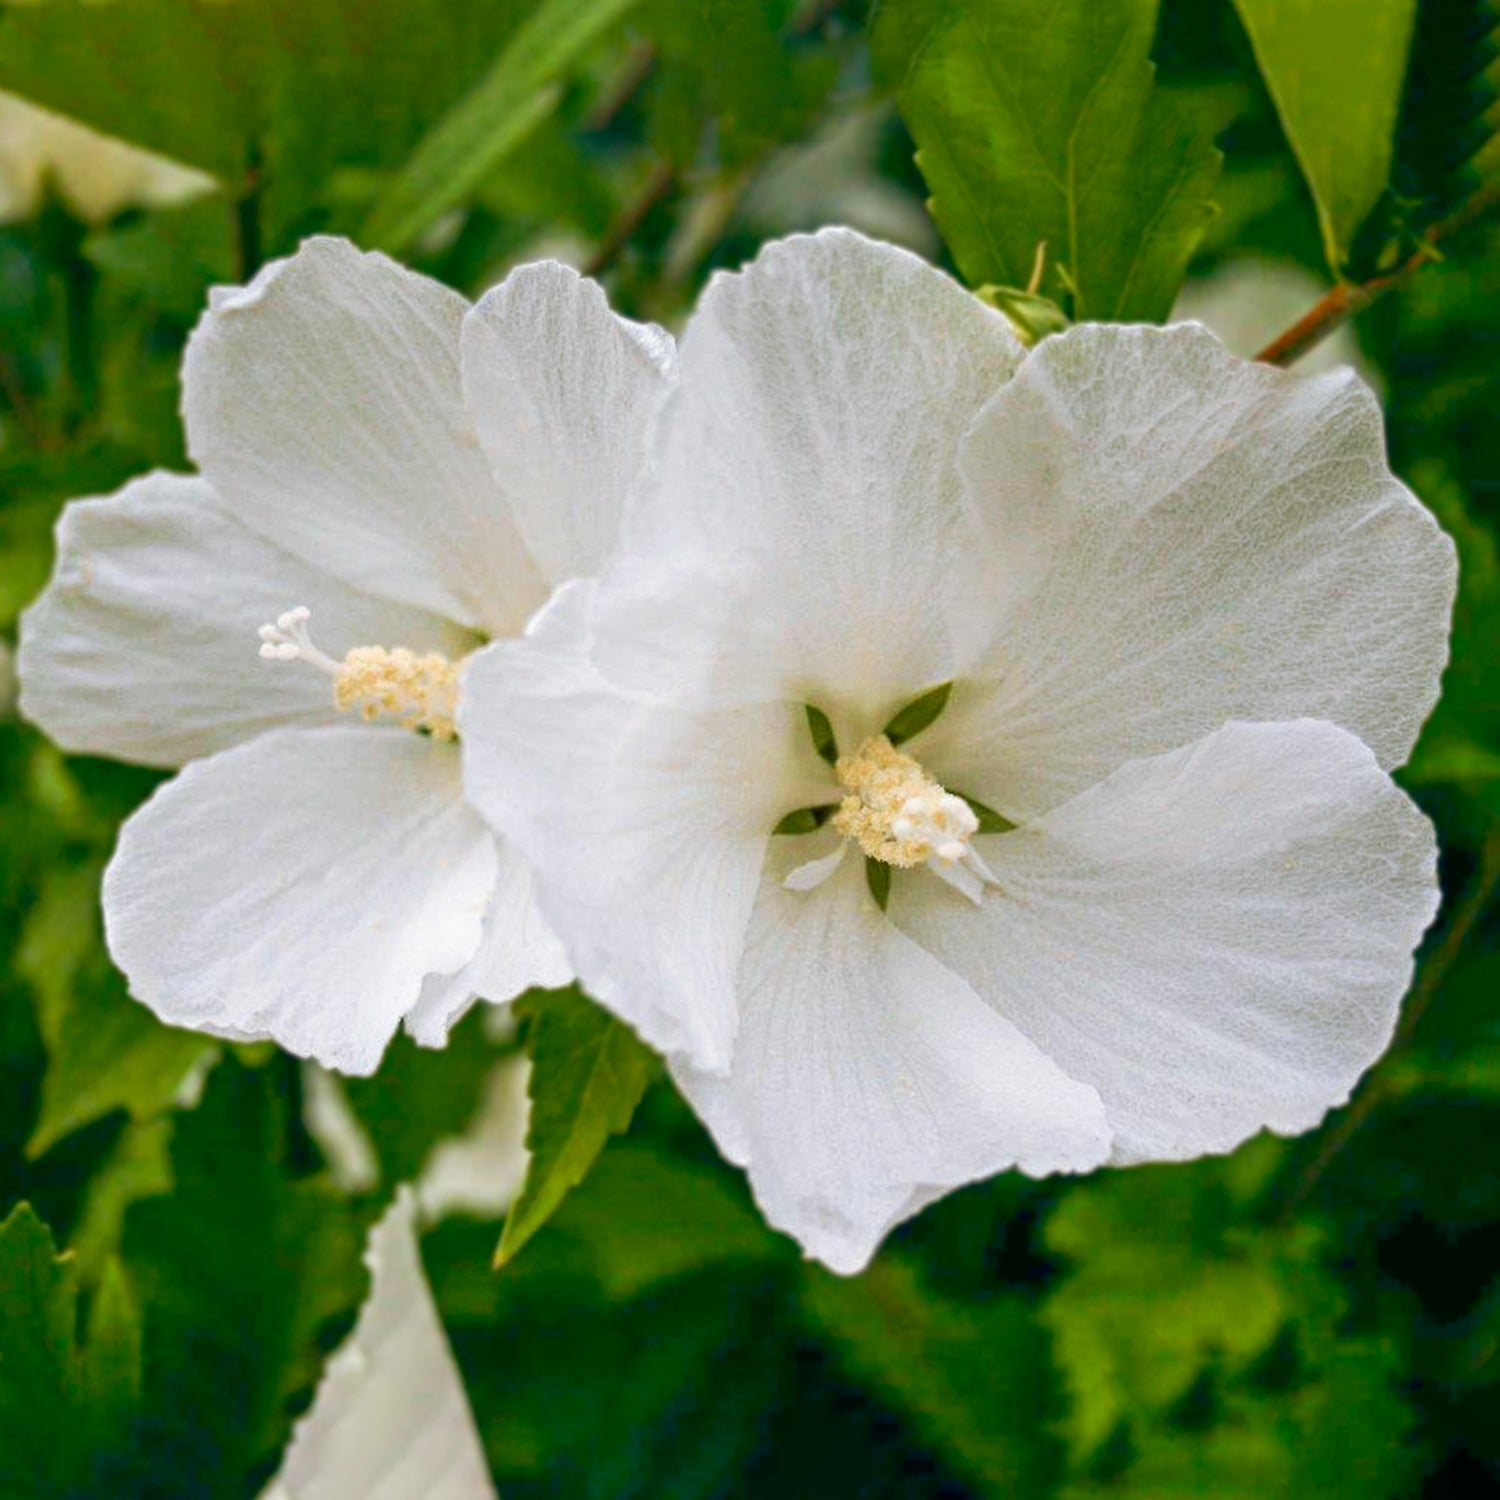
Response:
403,838,572,1047
458,582,830,1073
922,322,1455,818
104,726,498,1075
183,236,547,636
591,228,1025,715
260,1189,496,1500
18,471,470,768
459,261,674,586
673,847,1111,1275
894,720,1441,1163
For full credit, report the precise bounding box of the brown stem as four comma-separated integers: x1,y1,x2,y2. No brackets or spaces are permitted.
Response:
1280,828,1500,1217
1257,181,1500,368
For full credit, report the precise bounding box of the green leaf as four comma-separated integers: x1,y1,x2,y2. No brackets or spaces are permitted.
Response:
1403,458,1500,793
800,1255,1067,1496
1232,0,1419,274
0,1203,142,1495
643,0,837,168
121,1059,366,1486
362,0,645,254
1068,1307,1414,1498
876,0,1222,321
1041,1150,1294,1461
1388,0,1500,229
0,0,274,181
496,987,658,1267
17,862,215,1158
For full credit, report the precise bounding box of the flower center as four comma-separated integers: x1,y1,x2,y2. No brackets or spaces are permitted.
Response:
833,735,979,867
258,606,461,741
781,733,999,905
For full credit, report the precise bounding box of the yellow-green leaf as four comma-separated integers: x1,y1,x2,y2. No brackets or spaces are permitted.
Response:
1233,0,1419,274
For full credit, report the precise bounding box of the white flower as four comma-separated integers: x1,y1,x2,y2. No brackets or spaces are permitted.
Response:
19,236,674,1074
0,90,213,225
260,1188,496,1500
459,229,1455,1274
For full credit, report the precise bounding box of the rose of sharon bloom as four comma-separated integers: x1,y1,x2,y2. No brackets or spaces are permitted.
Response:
459,229,1456,1274
0,90,213,225
19,236,673,1073
261,1189,496,1500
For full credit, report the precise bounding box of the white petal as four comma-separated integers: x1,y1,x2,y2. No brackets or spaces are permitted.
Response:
260,1188,496,1500
17,471,470,769
403,837,572,1048
458,582,830,1073
591,228,1025,712
924,322,1456,818
673,849,1111,1275
894,720,1441,1163
459,261,674,585
103,727,498,1076
183,237,548,637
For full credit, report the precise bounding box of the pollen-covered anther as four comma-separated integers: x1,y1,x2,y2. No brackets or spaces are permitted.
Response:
257,606,461,741
833,735,975,866
335,646,461,741
827,734,998,904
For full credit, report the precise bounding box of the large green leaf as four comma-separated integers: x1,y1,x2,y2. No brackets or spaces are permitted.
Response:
0,1203,142,1495
800,1256,1067,1497
1041,1149,1293,1460
18,862,214,1159
361,0,644,253
121,1060,365,1489
876,0,1221,321
496,988,657,1267
1232,0,1419,274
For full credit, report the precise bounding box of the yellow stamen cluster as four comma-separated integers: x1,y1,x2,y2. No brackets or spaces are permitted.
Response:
335,647,461,741
832,735,973,867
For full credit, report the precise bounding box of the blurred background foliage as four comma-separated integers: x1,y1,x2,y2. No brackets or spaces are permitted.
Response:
3,0,1500,1495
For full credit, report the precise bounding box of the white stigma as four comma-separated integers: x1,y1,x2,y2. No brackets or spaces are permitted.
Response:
257,605,342,675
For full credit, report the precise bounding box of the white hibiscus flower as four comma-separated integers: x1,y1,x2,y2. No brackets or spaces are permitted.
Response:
19,236,673,1074
261,1189,496,1500
459,229,1456,1274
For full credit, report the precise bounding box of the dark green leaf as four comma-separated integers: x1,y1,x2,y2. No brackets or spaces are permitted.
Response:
877,0,1222,320
18,863,214,1159
801,1255,1067,1496
121,1060,365,1487
0,1202,142,1495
